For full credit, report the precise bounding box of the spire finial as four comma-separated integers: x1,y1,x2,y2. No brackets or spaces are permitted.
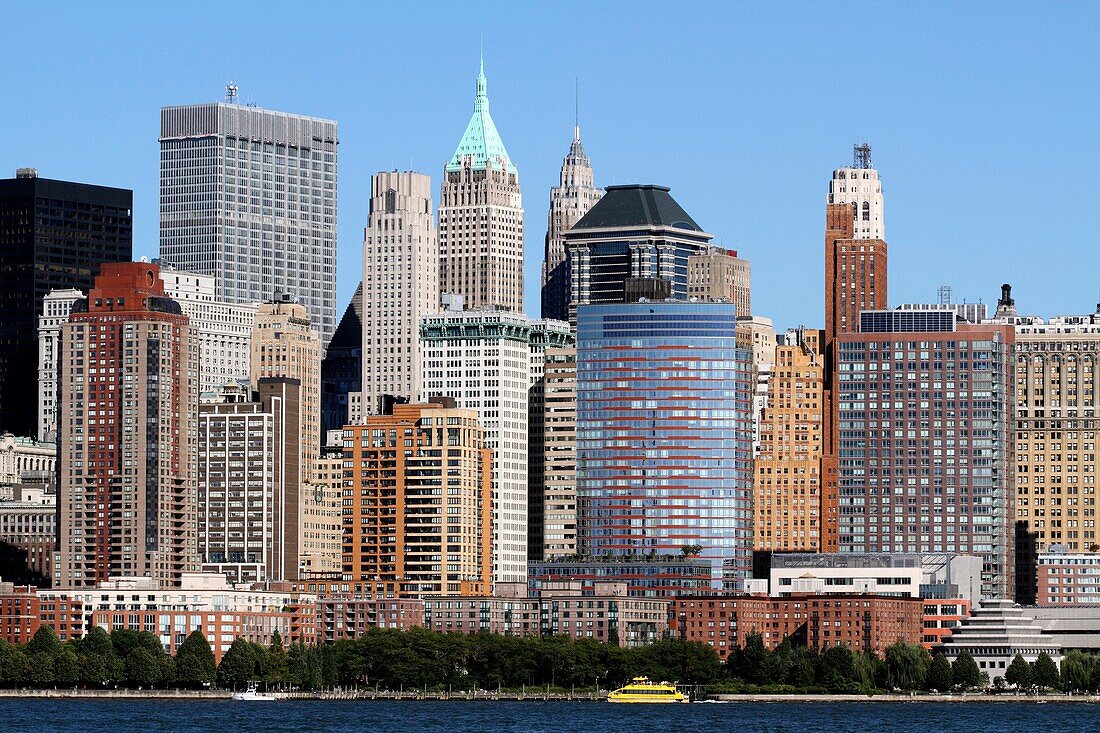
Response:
574,77,580,141
475,47,488,112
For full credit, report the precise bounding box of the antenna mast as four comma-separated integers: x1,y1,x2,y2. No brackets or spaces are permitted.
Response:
225,82,239,104
853,142,872,169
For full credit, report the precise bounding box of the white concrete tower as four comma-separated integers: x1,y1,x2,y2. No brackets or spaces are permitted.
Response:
827,143,885,241
361,171,438,415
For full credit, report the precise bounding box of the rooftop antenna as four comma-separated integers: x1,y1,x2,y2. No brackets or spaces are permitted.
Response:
225,82,239,104
854,142,872,169
938,284,953,305
575,77,580,140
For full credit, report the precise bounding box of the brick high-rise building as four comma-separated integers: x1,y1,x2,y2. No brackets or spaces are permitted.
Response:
753,328,827,552
361,171,438,414
341,402,492,597
439,60,523,313
0,169,132,436
57,262,199,588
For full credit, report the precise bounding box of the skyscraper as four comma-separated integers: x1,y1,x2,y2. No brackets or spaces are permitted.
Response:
575,302,754,588
564,184,712,324
687,247,751,317
753,328,826,552
420,307,572,583
541,123,602,322
361,172,438,414
836,310,1015,599
251,295,322,577
828,143,885,241
159,97,338,346
341,401,492,597
57,262,199,588
528,347,577,562
439,60,524,313
0,169,132,436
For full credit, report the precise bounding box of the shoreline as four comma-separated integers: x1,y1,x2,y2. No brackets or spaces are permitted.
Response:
0,689,1096,703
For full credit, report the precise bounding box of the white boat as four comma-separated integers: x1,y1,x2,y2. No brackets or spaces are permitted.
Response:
232,685,280,701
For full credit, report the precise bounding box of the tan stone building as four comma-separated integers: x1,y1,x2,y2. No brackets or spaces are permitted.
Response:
341,401,492,597
753,328,826,552
57,262,200,588
528,347,577,561
1011,313,1100,601
439,61,524,313
301,445,343,577
688,246,751,318
250,295,321,577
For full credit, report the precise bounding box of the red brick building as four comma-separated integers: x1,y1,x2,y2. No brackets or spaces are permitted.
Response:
0,582,83,644
921,599,972,650
670,593,923,660
318,597,424,642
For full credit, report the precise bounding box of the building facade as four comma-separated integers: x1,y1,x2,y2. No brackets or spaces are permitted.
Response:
421,308,572,583
321,283,362,434
1037,550,1100,605
37,289,85,441
939,599,1062,675
439,61,523,313
341,402,492,597
157,265,257,395
753,327,827,552
541,125,602,322
361,171,438,414
1010,313,1100,603
836,311,1015,599
575,302,754,588
159,99,338,346
687,247,751,317
0,491,55,586
301,446,342,577
528,347,577,562
56,262,200,588
564,184,712,324
318,597,424,642
827,144,884,241
0,169,132,437
528,558,714,598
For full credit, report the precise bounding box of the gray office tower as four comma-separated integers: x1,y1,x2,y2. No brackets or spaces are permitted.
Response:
159,94,338,346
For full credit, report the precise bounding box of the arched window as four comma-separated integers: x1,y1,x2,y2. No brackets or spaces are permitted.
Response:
862,202,871,221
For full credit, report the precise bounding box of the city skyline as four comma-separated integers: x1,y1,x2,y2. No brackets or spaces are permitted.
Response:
3,3,1099,334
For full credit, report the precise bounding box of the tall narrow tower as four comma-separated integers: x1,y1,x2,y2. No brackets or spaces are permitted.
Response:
438,58,524,313
541,113,603,322
361,172,437,415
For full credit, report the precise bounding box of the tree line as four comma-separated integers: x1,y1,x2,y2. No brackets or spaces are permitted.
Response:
1,624,1099,694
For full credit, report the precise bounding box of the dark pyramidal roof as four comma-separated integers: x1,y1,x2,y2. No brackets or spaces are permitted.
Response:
572,184,702,232
327,282,363,350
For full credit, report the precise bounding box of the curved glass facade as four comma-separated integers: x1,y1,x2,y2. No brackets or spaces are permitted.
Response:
575,302,753,588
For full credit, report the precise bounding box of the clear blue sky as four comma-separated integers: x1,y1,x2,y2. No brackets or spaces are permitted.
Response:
3,1,1098,332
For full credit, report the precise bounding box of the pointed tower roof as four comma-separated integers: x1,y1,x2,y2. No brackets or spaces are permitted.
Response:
447,57,516,174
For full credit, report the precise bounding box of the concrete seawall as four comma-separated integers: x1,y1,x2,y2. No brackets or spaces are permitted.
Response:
0,689,231,699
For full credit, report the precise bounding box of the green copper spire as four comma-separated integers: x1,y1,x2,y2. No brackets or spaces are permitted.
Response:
447,56,516,174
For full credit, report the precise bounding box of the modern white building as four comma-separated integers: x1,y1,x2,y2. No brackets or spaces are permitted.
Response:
36,288,85,441
939,600,1063,675
439,60,524,314
420,306,571,583
827,143,884,241
361,171,438,415
157,265,257,395
765,553,983,605
159,95,338,346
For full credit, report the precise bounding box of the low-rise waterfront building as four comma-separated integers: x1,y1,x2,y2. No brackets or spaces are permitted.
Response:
317,597,425,642
1036,550,1100,605
938,599,1062,674
528,558,714,598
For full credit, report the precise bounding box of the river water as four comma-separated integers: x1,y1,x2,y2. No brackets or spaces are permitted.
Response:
2,698,1098,732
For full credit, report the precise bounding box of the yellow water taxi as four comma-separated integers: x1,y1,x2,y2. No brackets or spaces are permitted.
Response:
606,676,688,703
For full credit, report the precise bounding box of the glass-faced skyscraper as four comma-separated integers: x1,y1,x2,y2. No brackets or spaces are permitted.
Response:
575,302,754,588
159,98,338,346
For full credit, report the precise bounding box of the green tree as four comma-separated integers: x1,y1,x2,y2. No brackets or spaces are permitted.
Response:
264,630,288,686
926,652,953,692
735,632,769,683
884,642,930,691
175,630,216,689
125,648,161,689
1033,652,1060,690
0,639,25,688
1060,650,1095,692
1005,654,1033,690
951,651,983,691
27,626,61,658
53,646,79,688
78,626,121,687
818,645,864,692
24,651,55,687
217,638,258,690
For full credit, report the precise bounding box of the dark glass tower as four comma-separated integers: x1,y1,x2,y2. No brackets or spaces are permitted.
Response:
321,282,363,434
0,170,133,435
